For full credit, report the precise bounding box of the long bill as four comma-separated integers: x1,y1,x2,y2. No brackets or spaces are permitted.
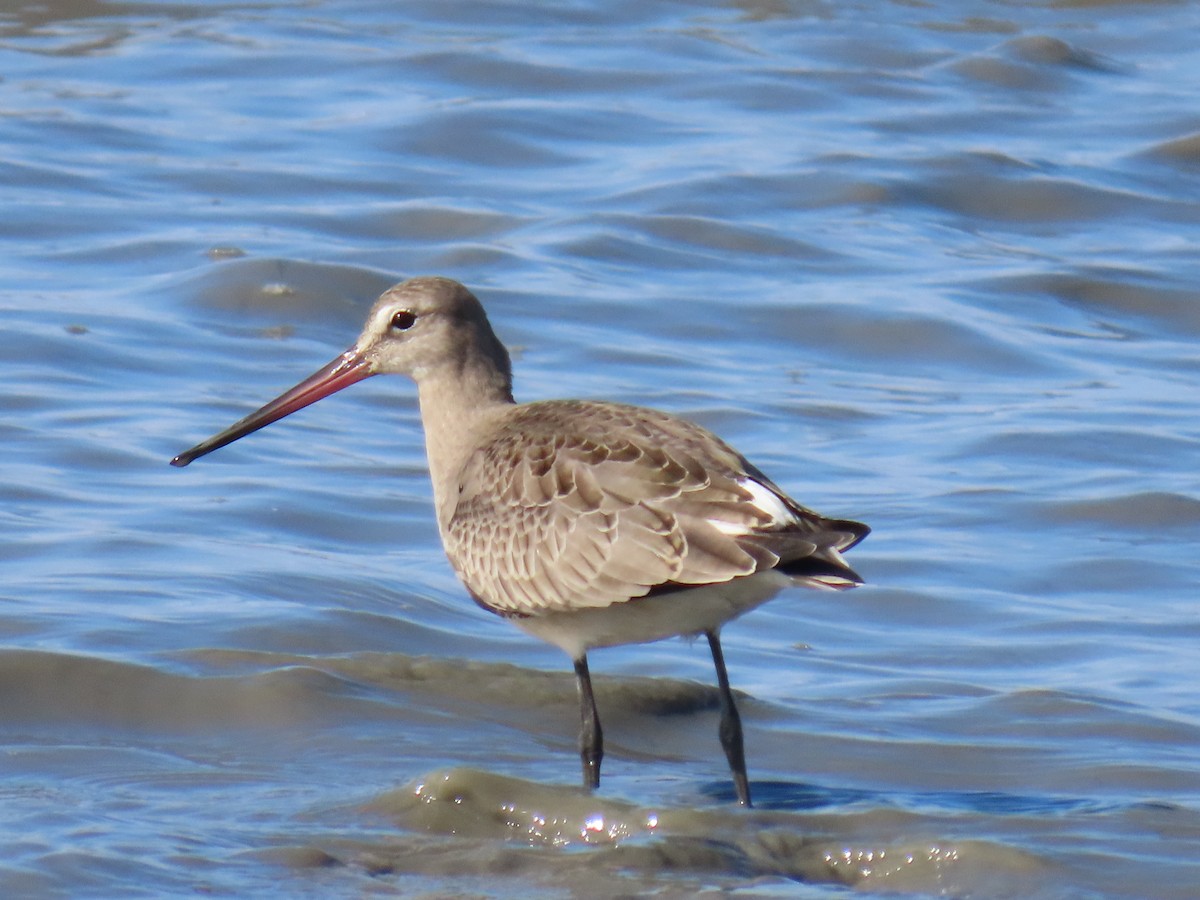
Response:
171,348,373,467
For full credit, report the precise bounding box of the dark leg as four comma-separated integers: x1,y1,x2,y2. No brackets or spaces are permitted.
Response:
573,655,603,791
707,630,751,807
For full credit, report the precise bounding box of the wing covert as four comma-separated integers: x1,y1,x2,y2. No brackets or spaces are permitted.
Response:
442,401,854,616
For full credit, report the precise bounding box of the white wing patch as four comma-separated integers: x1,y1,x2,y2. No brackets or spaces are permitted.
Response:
710,477,795,535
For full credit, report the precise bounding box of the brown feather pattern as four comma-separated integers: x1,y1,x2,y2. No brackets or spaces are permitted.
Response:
444,399,866,616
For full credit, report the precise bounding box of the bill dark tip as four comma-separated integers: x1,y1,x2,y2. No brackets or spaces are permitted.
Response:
170,440,218,466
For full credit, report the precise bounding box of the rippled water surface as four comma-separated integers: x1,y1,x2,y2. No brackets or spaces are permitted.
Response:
4,0,1200,896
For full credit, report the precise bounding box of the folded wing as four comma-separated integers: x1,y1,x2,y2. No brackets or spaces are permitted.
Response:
444,401,868,617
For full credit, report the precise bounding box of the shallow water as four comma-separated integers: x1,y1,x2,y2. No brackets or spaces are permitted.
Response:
3,0,1200,896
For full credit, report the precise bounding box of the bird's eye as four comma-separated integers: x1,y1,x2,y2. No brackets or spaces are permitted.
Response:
389,309,417,332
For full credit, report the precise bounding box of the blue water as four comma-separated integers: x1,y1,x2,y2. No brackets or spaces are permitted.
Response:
3,1,1200,896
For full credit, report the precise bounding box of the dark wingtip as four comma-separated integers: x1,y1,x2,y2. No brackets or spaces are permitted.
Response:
778,554,865,586
829,518,870,551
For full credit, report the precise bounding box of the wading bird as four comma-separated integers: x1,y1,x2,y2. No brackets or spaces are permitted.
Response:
172,276,869,806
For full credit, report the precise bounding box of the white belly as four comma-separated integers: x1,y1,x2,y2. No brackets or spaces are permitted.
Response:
511,570,796,659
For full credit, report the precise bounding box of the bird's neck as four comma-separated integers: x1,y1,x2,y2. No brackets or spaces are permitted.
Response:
415,360,514,533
